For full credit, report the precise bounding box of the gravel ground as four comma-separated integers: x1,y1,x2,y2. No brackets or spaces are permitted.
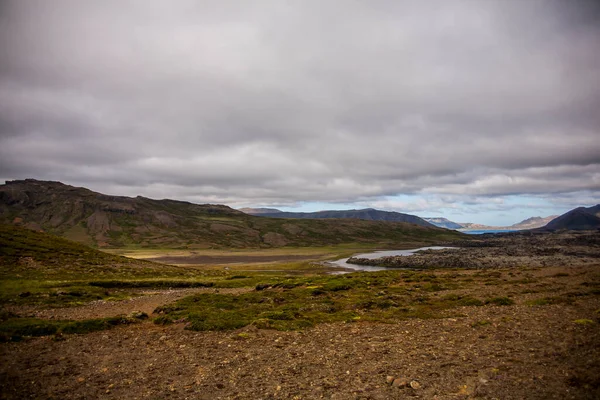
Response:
1,263,599,400
1,298,599,400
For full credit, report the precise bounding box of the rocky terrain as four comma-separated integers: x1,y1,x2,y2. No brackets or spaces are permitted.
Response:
1,229,599,399
348,230,600,269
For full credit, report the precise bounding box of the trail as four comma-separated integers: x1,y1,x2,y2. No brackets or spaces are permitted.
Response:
12,287,252,320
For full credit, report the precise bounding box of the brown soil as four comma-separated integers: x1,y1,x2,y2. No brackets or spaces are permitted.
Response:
1,293,598,400
1,232,600,399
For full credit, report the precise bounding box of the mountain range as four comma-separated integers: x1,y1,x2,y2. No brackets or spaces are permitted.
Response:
0,179,461,249
242,209,559,231
453,215,558,231
239,208,435,227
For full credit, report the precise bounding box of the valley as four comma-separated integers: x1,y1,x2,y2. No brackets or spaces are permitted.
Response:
1,221,599,399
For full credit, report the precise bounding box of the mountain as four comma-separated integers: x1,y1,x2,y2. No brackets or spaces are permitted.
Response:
542,205,600,231
456,215,558,231
423,217,464,230
0,180,462,249
240,207,436,228
510,216,557,230
239,207,282,215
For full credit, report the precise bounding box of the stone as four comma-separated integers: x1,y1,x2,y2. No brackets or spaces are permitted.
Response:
129,311,148,320
410,380,421,389
392,377,409,388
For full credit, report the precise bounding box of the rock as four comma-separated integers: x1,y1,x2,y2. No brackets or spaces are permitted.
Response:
410,380,421,389
392,377,409,388
129,311,148,320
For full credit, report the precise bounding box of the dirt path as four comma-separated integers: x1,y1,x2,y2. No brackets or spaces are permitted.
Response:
13,288,252,320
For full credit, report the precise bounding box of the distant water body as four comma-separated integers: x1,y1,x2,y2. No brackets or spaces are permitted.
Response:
461,229,518,235
330,246,453,273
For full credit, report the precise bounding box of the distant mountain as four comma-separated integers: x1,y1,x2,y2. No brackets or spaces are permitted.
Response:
0,180,462,248
239,207,282,215
423,217,464,230
455,215,558,231
511,216,557,230
240,207,436,228
542,205,600,231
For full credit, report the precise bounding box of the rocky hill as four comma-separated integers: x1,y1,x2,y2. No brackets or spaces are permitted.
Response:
542,205,600,231
511,216,557,230
240,207,435,227
423,217,464,230
0,180,462,249
455,215,558,231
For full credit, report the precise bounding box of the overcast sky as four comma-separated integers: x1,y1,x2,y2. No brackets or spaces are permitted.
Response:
1,0,599,225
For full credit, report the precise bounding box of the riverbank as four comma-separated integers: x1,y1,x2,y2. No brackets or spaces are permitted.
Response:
347,230,600,270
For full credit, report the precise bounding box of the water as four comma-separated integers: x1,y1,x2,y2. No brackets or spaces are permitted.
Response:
330,246,453,272
462,229,518,235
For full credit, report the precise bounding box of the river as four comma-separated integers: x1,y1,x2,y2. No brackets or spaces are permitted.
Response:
329,246,453,273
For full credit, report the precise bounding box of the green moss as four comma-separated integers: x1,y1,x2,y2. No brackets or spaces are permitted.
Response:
0,316,139,342
485,297,514,306
151,270,489,332
573,319,595,325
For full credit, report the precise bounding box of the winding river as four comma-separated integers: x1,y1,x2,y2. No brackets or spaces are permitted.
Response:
330,246,453,273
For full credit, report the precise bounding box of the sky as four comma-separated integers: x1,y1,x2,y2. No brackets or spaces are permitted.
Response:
0,0,599,226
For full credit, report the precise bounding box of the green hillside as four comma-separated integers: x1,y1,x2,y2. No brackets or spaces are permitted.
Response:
0,224,186,279
0,180,464,249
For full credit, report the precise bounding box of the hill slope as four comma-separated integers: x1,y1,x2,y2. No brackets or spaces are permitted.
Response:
542,205,600,231
423,217,464,230
0,223,175,279
241,207,435,227
511,216,557,230
0,180,462,249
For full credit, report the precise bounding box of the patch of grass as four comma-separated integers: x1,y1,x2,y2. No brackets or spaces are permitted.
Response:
440,294,484,306
152,270,487,332
485,297,515,306
0,316,140,342
573,319,595,326
88,280,215,289
471,320,491,328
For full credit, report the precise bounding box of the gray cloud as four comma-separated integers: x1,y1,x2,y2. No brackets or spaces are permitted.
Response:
1,0,599,220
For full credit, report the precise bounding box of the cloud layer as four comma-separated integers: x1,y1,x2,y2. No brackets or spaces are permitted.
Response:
1,0,599,219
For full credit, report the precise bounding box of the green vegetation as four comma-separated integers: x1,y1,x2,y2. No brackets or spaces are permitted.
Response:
0,314,145,342
484,297,515,306
573,319,595,326
0,224,193,279
153,271,489,331
0,180,464,249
